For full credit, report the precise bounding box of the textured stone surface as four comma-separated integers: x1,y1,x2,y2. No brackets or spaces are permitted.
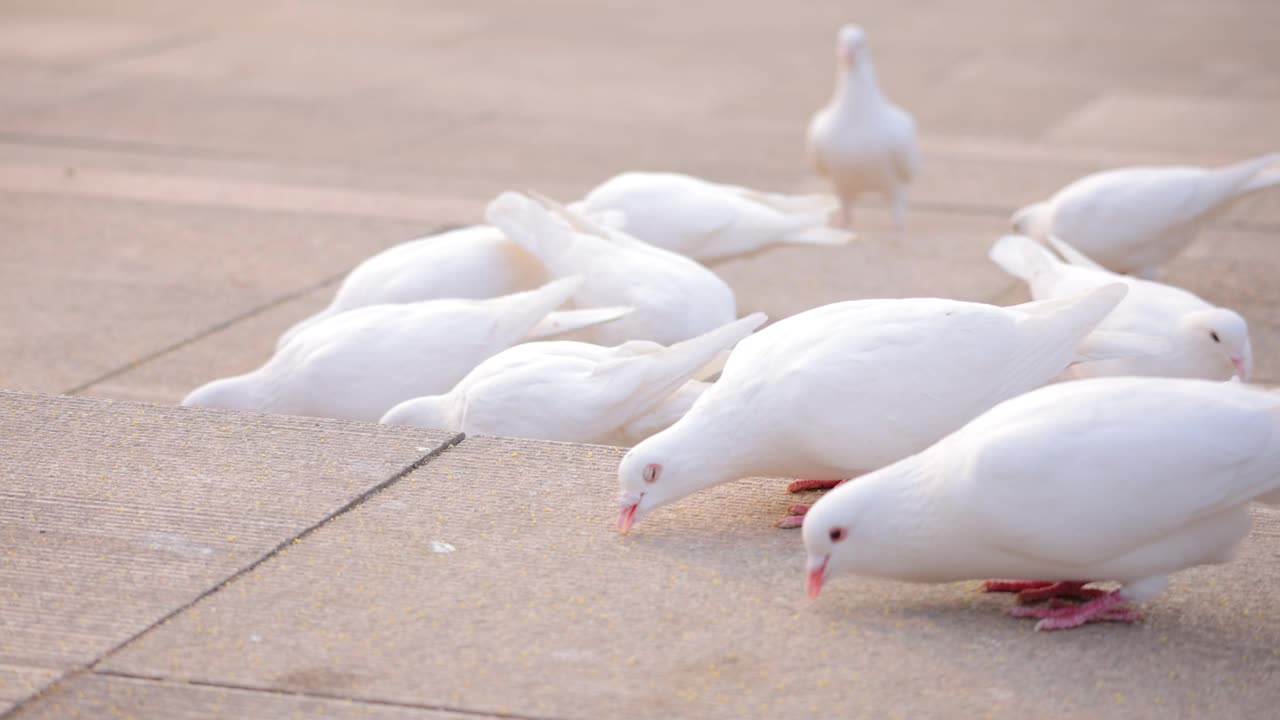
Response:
11,675,491,720
100,434,1280,720
2,0,1279,717
0,391,456,704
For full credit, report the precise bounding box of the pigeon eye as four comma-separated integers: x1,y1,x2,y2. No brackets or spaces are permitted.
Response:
829,527,847,543
1210,331,1221,343
643,464,660,484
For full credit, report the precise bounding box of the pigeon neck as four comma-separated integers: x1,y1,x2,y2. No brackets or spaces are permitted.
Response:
835,61,885,108
839,457,951,582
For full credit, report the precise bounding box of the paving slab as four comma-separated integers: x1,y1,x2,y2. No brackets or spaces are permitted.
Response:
99,433,1280,720
1045,91,1280,155
10,674,494,720
0,391,456,708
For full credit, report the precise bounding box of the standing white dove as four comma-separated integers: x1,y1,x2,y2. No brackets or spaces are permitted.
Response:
183,277,631,422
276,225,548,349
485,191,738,346
381,313,766,445
990,234,1253,380
616,283,1159,532
802,376,1280,631
807,24,919,233
1012,152,1280,278
574,171,854,262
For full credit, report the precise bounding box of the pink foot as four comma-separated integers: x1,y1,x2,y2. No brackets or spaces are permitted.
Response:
775,504,810,529
982,580,1107,604
1007,590,1142,631
786,478,846,493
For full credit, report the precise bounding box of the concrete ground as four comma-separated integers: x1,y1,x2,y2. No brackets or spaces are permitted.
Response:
2,0,1279,718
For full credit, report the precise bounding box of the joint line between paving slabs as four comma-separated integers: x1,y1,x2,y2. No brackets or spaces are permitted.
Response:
91,670,561,720
0,433,466,720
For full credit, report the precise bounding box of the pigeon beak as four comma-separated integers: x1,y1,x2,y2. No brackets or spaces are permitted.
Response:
617,503,639,534
1230,354,1248,380
806,556,828,599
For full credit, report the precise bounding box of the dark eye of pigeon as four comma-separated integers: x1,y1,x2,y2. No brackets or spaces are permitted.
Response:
829,527,847,542
1210,331,1221,343
643,463,660,484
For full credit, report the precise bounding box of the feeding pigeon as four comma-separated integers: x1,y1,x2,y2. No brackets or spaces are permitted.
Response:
276,225,548,349
485,191,738,346
990,234,1252,380
1012,152,1280,278
575,171,853,262
381,314,766,445
802,376,1280,630
617,283,1158,532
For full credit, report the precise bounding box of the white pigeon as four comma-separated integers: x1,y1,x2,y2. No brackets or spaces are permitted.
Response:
574,172,854,262
381,313,766,445
1012,152,1280,278
616,283,1156,533
276,225,548,349
485,191,739,346
806,24,919,233
990,234,1253,381
802,376,1280,631
183,277,631,421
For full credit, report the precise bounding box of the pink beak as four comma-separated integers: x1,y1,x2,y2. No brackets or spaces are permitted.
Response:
617,504,638,534
807,557,828,599
1231,355,1247,379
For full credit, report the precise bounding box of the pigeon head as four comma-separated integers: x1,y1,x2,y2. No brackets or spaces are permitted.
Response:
615,431,730,534
801,476,880,598
1181,309,1253,380
801,461,939,598
1010,202,1052,238
836,24,868,65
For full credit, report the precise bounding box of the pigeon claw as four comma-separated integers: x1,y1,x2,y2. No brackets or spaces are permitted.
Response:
786,478,845,493
1007,590,1142,631
982,580,1105,604
775,503,810,529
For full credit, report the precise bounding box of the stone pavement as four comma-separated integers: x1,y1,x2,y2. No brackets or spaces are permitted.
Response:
2,0,1279,717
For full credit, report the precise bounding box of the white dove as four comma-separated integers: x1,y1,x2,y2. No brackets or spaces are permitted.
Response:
574,172,854,262
990,234,1253,381
806,24,919,233
802,376,1280,631
276,225,548,349
1012,152,1280,278
183,277,631,421
617,283,1156,533
485,191,739,346
381,313,766,445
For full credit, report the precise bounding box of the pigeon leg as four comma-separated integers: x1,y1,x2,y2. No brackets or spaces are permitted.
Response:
982,580,1107,604
1007,590,1142,631
787,478,846,493
834,198,855,229
890,189,909,241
